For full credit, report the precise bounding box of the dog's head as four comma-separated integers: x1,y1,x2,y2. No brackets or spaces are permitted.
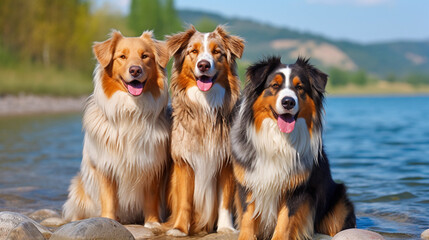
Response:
93,30,168,98
167,25,244,92
245,56,327,134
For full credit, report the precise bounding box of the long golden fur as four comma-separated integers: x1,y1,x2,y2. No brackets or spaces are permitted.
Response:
63,30,170,228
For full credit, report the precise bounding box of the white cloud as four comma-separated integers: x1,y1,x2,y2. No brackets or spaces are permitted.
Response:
307,0,392,6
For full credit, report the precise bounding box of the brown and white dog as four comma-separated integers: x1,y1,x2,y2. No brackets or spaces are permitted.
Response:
63,30,170,227
165,26,245,236
231,57,356,240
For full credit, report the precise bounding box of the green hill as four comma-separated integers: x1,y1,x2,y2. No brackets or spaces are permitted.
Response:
179,10,429,78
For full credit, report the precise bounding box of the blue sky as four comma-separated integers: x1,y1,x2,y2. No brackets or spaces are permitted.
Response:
96,0,429,43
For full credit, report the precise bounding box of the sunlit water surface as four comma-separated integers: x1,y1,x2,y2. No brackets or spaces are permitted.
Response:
0,96,428,239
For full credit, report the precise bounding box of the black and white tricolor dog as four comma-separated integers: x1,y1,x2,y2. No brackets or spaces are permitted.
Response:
231,57,356,240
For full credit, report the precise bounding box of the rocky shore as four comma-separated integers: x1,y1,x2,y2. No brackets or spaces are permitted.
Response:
0,95,86,116
0,209,395,240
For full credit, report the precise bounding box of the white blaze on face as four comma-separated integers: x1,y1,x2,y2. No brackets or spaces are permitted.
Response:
194,33,216,78
275,67,299,116
274,66,299,134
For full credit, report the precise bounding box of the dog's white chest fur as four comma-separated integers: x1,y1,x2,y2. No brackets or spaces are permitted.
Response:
244,118,320,233
186,83,225,112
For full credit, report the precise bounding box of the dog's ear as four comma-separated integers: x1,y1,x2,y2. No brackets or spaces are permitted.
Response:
141,31,169,68
154,40,169,68
246,56,282,91
166,25,196,60
214,25,245,62
296,57,328,94
93,30,123,68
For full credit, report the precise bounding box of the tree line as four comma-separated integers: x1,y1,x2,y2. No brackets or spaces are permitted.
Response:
328,67,429,87
0,0,182,73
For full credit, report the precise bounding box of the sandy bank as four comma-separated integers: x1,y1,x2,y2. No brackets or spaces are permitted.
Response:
0,95,86,117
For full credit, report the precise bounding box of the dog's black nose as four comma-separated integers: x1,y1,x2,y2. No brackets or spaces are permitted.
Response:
281,97,296,110
197,60,211,72
129,66,142,77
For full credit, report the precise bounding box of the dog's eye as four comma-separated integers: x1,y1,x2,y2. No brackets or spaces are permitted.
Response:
296,85,304,90
141,54,148,59
213,49,220,54
120,55,126,59
191,49,198,54
271,83,280,89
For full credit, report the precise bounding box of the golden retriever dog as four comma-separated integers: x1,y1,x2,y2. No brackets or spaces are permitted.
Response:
63,30,170,228
165,25,245,236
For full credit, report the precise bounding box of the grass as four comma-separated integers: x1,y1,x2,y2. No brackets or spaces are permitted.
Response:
0,63,93,97
326,81,429,96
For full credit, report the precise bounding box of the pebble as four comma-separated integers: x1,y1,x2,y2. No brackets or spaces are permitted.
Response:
0,211,52,240
332,228,385,240
422,229,429,240
40,217,67,228
6,221,45,240
50,217,135,240
124,225,154,240
28,209,61,222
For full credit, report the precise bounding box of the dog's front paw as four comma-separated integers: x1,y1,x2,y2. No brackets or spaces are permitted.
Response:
166,228,187,237
144,221,161,229
144,222,163,234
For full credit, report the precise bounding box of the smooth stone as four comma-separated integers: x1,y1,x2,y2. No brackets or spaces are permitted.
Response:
0,212,52,240
28,209,61,222
422,229,429,240
6,221,45,240
314,233,333,240
40,217,66,228
124,225,154,240
50,217,134,240
332,229,385,240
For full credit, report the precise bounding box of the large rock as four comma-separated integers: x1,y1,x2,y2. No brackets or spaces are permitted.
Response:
124,225,154,240
28,209,61,222
332,229,385,240
6,221,45,240
0,211,52,240
422,229,429,240
50,217,135,240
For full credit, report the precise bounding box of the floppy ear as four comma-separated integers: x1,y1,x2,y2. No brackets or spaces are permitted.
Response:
214,25,245,61
246,56,282,91
93,30,123,68
141,31,169,68
296,57,328,94
166,25,197,60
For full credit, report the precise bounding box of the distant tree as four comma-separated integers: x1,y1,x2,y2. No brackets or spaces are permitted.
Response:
128,0,182,39
195,17,217,32
0,0,94,70
163,0,182,35
405,73,429,86
351,70,368,86
386,73,397,83
328,68,349,86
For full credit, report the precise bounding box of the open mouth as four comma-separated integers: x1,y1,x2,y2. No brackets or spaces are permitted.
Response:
196,74,217,92
270,106,297,134
122,79,145,96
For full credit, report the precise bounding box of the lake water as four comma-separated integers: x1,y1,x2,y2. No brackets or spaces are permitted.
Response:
0,96,428,239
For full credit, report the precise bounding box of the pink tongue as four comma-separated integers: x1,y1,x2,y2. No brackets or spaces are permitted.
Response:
277,114,296,133
196,76,213,92
126,81,144,96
